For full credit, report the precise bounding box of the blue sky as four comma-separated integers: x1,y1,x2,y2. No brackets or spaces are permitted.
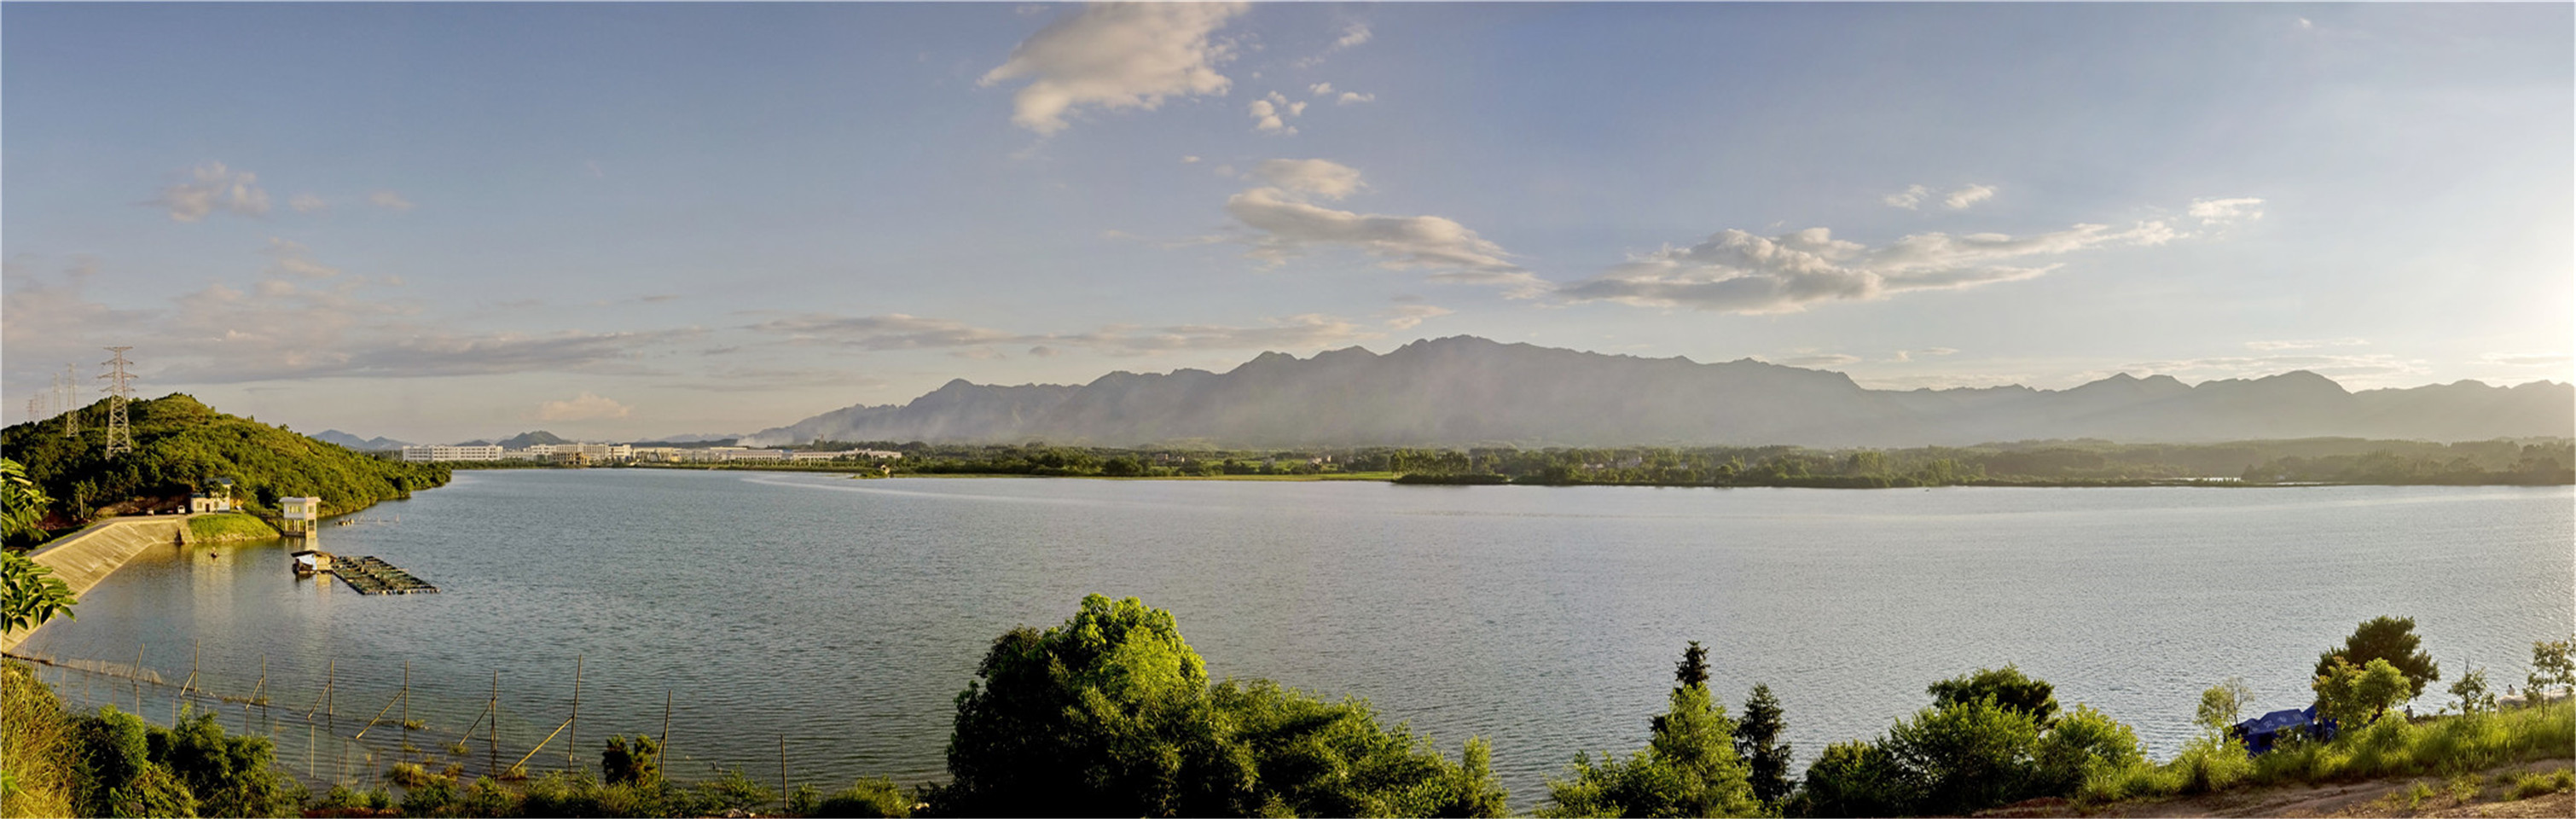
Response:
5,2,2568,443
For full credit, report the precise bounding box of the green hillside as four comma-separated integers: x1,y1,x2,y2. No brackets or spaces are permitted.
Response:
1,394,450,536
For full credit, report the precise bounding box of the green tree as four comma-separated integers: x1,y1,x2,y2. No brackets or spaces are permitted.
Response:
2529,637,2575,699
1926,665,2058,727
2312,657,2412,729
2,552,76,636
942,595,1505,817
2314,616,2440,700
1883,696,2041,815
601,735,662,785
1541,644,1758,818
1795,740,1908,818
2449,666,2496,714
2196,677,2252,734
3,457,52,543
1732,683,1794,808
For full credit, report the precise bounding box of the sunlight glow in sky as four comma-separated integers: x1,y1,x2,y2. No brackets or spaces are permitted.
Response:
5,3,2569,442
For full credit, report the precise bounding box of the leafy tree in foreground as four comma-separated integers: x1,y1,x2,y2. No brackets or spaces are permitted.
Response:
2312,657,2412,729
2196,676,2252,734
2450,666,2496,714
2314,616,2440,700
2529,636,2575,699
1732,682,1795,808
1540,643,1759,818
1927,664,2058,727
940,594,1505,817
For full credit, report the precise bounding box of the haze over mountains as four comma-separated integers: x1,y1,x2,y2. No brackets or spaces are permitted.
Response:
736,337,2573,449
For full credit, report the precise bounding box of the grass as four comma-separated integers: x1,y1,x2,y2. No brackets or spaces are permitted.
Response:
2509,767,2576,799
186,512,281,542
2080,700,2576,804
1,661,77,818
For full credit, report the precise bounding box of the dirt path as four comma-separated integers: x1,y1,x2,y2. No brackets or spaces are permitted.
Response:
1974,758,2573,818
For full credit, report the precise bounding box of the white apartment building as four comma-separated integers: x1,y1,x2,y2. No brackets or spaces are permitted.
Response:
401,444,505,462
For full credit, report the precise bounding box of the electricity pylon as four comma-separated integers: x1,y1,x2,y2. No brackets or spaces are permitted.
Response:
60,364,80,438
100,346,136,456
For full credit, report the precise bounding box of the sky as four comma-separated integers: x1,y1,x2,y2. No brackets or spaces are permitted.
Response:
4,2,2570,444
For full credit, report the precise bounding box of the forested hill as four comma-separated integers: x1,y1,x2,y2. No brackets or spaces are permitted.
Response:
1,393,450,533
741,336,2575,448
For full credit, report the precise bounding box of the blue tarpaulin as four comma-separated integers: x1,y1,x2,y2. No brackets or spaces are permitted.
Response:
2232,706,2335,754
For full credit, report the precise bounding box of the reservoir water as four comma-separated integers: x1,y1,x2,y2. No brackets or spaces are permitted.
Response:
13,470,2572,804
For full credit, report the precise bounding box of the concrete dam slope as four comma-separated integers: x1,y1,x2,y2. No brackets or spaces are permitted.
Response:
2,517,190,653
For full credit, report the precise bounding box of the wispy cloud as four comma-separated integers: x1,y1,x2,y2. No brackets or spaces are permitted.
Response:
979,2,1248,135
1292,22,1373,68
2246,337,2366,351
1883,183,1997,211
1222,159,1540,295
1943,184,1996,210
1559,220,2175,314
2188,197,2265,226
2480,351,2573,368
368,190,415,212
747,310,1431,357
154,162,270,222
535,392,633,421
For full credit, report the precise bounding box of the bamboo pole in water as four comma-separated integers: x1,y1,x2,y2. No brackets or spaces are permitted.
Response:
661,690,671,757
569,656,582,771
489,671,500,777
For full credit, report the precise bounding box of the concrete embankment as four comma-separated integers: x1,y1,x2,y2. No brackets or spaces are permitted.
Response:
1,516,192,653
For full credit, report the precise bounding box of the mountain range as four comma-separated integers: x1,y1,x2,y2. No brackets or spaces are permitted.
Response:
729,335,2569,448
311,429,413,450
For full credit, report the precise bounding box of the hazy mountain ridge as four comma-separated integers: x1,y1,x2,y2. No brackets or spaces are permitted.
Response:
740,337,2574,448
311,429,414,450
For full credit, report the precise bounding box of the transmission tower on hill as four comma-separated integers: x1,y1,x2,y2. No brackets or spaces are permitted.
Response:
100,346,136,456
59,364,80,439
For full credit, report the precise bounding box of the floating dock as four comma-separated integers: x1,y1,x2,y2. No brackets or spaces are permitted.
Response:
333,555,439,595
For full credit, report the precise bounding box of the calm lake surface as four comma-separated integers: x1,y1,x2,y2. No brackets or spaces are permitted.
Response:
15,470,2572,804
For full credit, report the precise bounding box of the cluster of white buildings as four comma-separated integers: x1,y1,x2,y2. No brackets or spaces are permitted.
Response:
400,443,901,465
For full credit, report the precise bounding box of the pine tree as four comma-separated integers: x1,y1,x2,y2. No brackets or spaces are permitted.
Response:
1732,683,1793,807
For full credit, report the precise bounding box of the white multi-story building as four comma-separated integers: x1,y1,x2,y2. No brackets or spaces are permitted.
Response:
401,444,505,462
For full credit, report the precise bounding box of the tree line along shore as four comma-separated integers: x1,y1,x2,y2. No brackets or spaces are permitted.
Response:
3,585,2572,818
478,437,2575,489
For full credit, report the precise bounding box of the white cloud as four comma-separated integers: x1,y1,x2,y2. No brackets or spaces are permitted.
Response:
290,194,329,213
1775,352,1863,368
368,190,415,212
536,392,633,421
2245,337,2367,351
1943,183,1996,210
1559,220,2176,314
1180,155,1202,164
1221,162,1537,294
1334,23,1372,49
979,2,1248,135
1336,91,1374,105
1309,82,1334,96
1882,184,1929,210
1249,90,1307,134
262,239,343,278
154,161,271,222
1384,304,1453,330
2480,351,2573,368
1252,158,1364,199
2188,197,2266,225
1888,347,1959,363
750,311,1380,357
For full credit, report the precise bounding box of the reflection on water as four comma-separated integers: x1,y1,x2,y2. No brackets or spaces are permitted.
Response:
15,472,2572,804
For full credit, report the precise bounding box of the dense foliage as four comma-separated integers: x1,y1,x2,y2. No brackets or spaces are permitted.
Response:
1,394,450,528
61,705,301,818
939,594,1507,817
2315,615,2441,700
1540,643,1761,817
813,437,2574,486
1794,666,2140,816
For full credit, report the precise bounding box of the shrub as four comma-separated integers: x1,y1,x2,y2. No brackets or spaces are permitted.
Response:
815,777,914,817
1,661,78,818
943,595,1505,817
600,735,661,786
2509,768,2575,799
